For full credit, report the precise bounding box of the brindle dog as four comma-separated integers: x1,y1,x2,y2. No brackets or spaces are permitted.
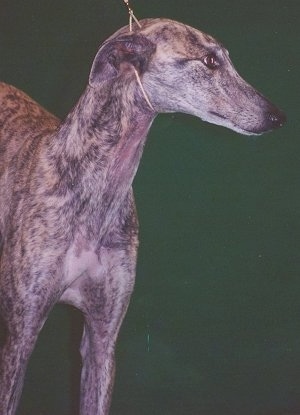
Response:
0,18,285,415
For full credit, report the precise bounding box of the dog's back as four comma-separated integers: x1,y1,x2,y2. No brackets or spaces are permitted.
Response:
0,83,60,247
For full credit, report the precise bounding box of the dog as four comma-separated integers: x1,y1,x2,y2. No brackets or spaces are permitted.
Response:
0,18,285,415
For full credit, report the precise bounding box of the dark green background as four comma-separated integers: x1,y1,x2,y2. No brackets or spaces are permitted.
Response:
1,1,299,414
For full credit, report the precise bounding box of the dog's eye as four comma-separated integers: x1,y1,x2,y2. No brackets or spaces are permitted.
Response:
203,53,219,69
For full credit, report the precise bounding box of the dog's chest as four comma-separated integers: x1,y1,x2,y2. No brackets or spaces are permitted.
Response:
62,232,129,284
62,235,101,284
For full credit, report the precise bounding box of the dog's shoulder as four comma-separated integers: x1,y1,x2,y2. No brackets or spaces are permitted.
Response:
0,82,59,129
0,82,60,168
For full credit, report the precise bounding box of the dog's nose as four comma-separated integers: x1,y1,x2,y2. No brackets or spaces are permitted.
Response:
267,108,287,129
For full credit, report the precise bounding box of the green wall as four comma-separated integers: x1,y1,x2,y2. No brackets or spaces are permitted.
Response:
1,1,299,414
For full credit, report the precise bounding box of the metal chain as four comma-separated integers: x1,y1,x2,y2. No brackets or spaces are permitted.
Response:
122,1,154,111
123,0,141,31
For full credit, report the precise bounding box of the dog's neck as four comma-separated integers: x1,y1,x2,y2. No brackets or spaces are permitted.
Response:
46,79,155,240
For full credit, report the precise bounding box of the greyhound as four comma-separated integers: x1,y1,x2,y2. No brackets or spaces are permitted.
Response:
0,18,285,415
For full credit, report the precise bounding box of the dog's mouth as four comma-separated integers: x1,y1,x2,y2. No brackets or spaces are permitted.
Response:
209,111,227,120
207,110,256,135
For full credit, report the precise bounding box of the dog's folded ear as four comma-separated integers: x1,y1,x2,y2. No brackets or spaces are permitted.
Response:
89,34,156,87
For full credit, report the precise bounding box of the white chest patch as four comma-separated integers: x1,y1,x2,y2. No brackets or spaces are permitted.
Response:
63,239,102,286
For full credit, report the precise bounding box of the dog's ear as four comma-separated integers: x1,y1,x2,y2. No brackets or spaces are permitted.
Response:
89,34,156,87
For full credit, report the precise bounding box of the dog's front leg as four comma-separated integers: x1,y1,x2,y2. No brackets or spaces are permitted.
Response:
0,319,42,415
76,247,136,415
0,268,56,415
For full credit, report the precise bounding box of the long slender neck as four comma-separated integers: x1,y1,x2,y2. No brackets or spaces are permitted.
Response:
46,78,155,239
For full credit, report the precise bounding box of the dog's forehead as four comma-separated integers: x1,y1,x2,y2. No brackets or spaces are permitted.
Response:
108,18,220,57
140,18,219,56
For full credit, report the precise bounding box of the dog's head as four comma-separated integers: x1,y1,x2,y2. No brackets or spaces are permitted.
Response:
89,18,286,135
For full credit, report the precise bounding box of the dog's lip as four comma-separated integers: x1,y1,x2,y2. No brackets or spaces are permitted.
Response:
208,111,227,120
208,111,255,135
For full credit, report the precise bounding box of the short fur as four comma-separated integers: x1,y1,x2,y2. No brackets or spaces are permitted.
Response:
0,18,285,415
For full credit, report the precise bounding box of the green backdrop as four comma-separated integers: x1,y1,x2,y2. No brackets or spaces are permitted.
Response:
1,1,299,414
